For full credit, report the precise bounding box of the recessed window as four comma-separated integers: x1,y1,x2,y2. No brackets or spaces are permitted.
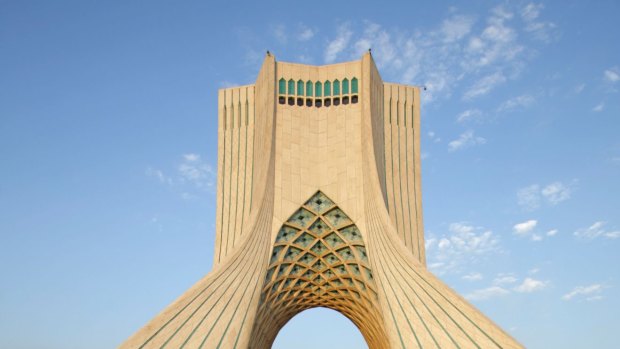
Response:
315,99,322,107
324,98,331,107
351,78,358,94
352,95,358,104
343,96,350,105
297,98,303,106
297,80,304,96
288,97,294,106
306,98,312,107
315,81,322,97
279,78,286,94
324,81,331,96
306,81,313,97
333,97,340,106
279,96,285,104
288,79,295,95
343,78,349,94
333,79,340,95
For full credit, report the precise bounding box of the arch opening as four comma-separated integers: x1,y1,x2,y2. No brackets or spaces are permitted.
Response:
272,307,368,349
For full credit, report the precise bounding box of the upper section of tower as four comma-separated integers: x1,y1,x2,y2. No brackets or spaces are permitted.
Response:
214,52,426,267
275,58,362,108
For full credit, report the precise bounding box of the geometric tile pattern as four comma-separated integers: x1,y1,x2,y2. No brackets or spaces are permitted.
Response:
251,191,388,347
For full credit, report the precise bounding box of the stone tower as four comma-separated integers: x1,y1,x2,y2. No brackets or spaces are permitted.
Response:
121,53,523,349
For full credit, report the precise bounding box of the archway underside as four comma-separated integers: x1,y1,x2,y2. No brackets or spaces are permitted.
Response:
250,192,388,348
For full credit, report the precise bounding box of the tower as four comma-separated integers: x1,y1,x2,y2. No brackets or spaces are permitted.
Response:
121,53,523,348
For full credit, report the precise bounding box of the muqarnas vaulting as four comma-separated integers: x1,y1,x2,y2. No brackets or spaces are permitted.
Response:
121,53,524,349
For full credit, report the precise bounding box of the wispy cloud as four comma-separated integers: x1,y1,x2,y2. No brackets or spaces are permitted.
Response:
146,153,217,198
467,273,549,300
541,182,572,205
517,181,573,210
352,22,398,69
324,23,353,63
460,6,524,74
514,277,547,293
146,167,172,185
457,108,483,123
517,185,541,210
562,284,605,301
178,153,216,190
592,103,605,112
497,94,535,112
574,221,620,239
297,24,315,41
440,14,476,43
462,272,483,281
272,24,288,44
426,222,501,275
427,131,441,143
493,274,518,285
463,71,506,100
513,219,544,241
465,286,510,301
574,84,586,94
448,130,486,152
520,3,557,42
604,67,620,83
513,219,537,235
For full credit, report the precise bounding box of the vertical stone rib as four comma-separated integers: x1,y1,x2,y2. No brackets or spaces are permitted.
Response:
412,87,425,265
230,91,242,250
402,88,415,260
396,85,411,249
224,89,236,258
215,90,226,264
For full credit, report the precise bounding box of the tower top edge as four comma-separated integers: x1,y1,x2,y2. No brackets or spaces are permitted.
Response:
217,84,255,93
383,81,425,90
276,58,361,68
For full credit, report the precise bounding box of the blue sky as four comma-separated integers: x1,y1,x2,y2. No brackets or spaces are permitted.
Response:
1,0,619,348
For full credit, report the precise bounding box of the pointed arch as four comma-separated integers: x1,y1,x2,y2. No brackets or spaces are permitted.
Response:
278,78,286,94
288,79,295,95
250,191,389,348
297,80,304,96
306,81,313,97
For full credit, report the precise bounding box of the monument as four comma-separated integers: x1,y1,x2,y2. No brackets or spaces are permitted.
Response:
121,52,523,348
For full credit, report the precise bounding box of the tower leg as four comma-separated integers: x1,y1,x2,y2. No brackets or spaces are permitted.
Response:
119,208,272,349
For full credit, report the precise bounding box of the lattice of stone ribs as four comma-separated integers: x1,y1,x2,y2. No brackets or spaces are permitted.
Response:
250,191,389,347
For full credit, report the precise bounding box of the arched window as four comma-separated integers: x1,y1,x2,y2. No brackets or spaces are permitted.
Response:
288,79,295,95
315,81,322,97
279,78,286,94
306,81,313,97
343,78,349,94
324,81,331,96
297,80,304,96
351,78,359,94
333,79,340,95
